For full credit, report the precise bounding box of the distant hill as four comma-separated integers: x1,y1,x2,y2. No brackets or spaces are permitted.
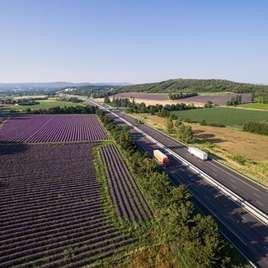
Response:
117,79,268,94
0,82,127,92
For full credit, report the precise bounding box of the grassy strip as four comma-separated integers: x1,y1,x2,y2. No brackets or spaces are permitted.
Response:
92,141,155,267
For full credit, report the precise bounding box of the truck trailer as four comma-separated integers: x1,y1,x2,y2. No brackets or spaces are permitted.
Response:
188,147,208,160
153,150,169,166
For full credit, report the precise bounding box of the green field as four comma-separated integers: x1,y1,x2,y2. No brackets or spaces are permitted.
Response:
238,103,268,110
172,107,268,127
0,98,84,113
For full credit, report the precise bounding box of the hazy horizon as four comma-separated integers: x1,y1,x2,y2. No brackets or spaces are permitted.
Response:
0,1,268,84
0,77,268,87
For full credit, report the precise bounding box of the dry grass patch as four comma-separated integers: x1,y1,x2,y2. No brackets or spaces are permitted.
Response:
189,124,268,161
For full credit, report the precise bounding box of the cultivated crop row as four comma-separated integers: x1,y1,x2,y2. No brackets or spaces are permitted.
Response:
0,114,107,143
100,143,152,222
0,143,134,267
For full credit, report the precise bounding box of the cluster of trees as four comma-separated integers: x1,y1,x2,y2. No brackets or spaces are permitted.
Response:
30,106,96,114
204,101,214,108
97,109,245,267
97,109,136,152
243,121,268,136
200,120,226,128
169,92,198,100
17,99,40,106
64,86,118,98
0,97,47,105
254,92,268,103
65,97,83,103
104,96,132,107
226,95,242,106
166,118,194,143
0,98,17,105
105,97,194,117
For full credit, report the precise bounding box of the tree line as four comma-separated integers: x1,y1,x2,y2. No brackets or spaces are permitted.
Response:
97,109,247,267
169,92,198,100
243,121,268,136
105,97,194,116
30,106,96,114
226,95,242,106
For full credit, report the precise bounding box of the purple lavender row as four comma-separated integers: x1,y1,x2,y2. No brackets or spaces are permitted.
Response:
0,115,52,143
0,143,133,267
0,114,107,143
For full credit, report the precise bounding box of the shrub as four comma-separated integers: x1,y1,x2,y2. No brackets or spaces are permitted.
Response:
243,121,268,136
176,123,194,143
233,154,247,165
200,120,207,126
208,122,225,128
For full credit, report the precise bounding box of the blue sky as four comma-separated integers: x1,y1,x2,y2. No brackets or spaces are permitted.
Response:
0,0,268,84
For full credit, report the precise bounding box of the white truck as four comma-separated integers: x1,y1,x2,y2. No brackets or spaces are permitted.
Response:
188,147,208,160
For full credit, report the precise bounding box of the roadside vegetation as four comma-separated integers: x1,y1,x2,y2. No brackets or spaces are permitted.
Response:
96,109,250,267
105,97,194,113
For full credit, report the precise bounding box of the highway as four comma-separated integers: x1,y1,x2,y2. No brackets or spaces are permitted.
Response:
118,112,268,215
69,95,268,267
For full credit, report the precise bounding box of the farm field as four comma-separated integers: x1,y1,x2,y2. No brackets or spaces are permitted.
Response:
0,143,135,268
238,103,268,111
0,112,156,267
127,98,204,107
128,113,268,186
112,92,251,106
13,95,48,100
0,114,107,143
100,143,152,222
172,107,268,127
113,92,169,100
0,98,84,113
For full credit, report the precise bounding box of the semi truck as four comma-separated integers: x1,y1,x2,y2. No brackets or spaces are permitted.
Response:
188,147,208,160
153,150,169,166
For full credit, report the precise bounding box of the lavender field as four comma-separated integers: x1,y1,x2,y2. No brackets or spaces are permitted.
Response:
177,94,252,105
0,114,107,143
100,144,152,222
0,143,135,267
113,92,252,105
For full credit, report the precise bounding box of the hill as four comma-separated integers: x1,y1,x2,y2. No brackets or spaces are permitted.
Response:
0,82,126,93
118,79,268,94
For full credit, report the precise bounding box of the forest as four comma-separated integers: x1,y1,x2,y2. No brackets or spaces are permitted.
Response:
117,78,268,94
